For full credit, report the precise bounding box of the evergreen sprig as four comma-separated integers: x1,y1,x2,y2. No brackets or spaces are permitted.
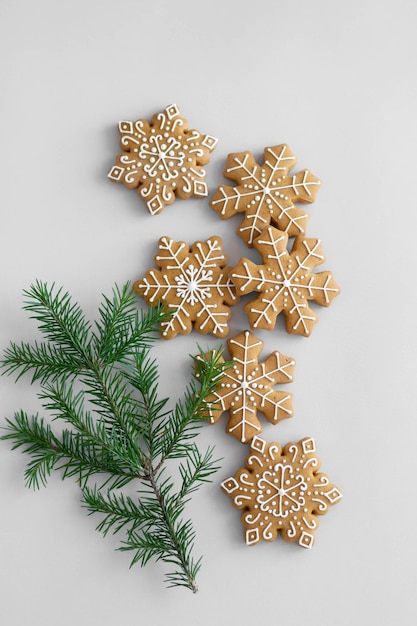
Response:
1,281,228,592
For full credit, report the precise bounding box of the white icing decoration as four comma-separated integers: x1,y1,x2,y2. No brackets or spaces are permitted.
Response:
287,521,297,538
289,444,298,463
136,236,237,338
257,466,306,518
210,144,321,246
303,458,319,469
139,135,185,181
313,475,329,488
206,331,294,443
299,531,314,548
324,488,343,503
234,494,252,507
251,435,266,453
108,104,217,214
301,437,316,454
222,438,342,549
221,477,239,494
175,265,213,306
245,528,260,545
311,497,328,512
262,522,274,540
239,472,254,487
232,226,339,336
302,516,318,530
247,454,264,468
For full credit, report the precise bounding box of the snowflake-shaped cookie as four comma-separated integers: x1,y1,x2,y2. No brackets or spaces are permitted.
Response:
108,104,218,214
134,236,238,339
210,144,320,246
222,435,342,549
199,331,295,443
231,226,339,336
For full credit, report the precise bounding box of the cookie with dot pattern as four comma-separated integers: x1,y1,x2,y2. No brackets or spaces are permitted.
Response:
231,226,340,336
197,330,295,443
210,144,320,246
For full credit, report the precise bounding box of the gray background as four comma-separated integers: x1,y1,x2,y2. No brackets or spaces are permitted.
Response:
1,0,416,624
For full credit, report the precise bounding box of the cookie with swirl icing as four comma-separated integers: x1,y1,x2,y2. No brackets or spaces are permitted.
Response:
108,104,218,214
222,435,342,548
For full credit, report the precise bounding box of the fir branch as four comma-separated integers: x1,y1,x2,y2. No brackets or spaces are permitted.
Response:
57,428,132,487
81,364,143,447
121,351,170,460
1,411,137,490
39,382,140,464
154,349,227,465
2,340,84,384
1,281,230,592
22,280,93,363
82,486,156,536
2,411,63,489
93,285,169,363
121,472,200,591
38,383,144,485
177,444,221,501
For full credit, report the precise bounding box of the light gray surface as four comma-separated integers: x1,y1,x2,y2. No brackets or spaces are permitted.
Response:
1,0,416,624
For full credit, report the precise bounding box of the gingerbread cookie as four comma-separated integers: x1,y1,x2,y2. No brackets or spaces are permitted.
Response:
198,330,295,443
134,235,238,339
108,104,218,214
210,144,320,246
231,226,339,336
222,435,342,548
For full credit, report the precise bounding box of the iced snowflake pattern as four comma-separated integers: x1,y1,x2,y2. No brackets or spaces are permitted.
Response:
134,236,238,339
199,331,295,443
232,226,339,336
108,104,218,214
210,144,320,246
222,435,342,548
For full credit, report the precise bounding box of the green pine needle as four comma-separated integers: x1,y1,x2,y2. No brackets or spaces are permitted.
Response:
1,281,228,593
